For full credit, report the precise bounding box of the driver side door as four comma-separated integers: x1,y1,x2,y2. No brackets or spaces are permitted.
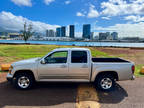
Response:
38,51,69,81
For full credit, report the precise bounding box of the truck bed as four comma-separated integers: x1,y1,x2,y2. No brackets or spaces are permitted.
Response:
92,58,129,63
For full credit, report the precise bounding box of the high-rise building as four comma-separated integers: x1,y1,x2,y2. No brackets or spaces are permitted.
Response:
83,24,91,39
99,32,107,40
46,30,49,37
61,26,66,37
69,25,75,38
48,29,55,37
90,32,94,40
111,32,118,40
56,28,61,37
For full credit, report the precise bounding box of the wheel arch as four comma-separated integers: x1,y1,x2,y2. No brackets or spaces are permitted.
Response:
95,71,119,82
13,70,35,81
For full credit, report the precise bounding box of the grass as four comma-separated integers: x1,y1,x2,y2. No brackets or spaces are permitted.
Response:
135,64,144,77
0,44,143,77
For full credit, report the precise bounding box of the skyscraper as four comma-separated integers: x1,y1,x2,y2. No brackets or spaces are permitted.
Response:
83,24,91,39
61,26,66,37
46,30,49,37
69,25,75,38
48,29,55,37
111,32,118,40
90,32,94,40
56,28,61,37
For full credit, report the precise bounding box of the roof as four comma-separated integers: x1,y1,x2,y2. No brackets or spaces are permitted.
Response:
53,48,90,51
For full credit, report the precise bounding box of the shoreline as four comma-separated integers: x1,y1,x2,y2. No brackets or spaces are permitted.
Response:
0,39,144,43
0,42,144,49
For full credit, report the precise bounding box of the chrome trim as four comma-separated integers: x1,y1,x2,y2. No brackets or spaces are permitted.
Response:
131,75,135,80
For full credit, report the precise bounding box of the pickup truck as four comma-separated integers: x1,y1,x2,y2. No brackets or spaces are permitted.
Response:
7,48,135,91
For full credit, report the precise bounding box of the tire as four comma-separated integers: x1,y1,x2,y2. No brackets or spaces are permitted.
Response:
95,74,115,91
13,73,34,90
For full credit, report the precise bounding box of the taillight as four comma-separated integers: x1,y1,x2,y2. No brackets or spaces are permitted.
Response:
132,65,135,74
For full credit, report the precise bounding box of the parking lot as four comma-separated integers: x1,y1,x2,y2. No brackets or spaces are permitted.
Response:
0,73,144,108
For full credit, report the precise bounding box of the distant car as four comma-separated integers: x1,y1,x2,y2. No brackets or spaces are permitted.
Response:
7,48,135,91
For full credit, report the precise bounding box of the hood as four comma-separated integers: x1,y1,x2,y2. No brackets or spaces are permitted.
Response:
12,57,40,66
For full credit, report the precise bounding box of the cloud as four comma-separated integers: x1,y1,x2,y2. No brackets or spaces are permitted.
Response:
11,0,32,6
101,0,144,16
65,0,71,5
93,22,144,37
76,12,85,17
87,4,99,18
101,17,110,20
124,15,144,22
0,11,59,32
44,0,55,5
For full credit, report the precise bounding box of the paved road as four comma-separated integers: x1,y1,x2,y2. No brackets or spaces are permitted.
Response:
1,73,144,108
0,73,77,108
99,78,144,108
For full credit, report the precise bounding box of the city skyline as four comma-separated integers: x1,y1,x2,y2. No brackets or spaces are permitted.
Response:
44,24,118,41
0,0,144,37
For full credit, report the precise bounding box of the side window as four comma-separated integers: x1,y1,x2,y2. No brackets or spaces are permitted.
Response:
71,51,87,63
45,51,68,63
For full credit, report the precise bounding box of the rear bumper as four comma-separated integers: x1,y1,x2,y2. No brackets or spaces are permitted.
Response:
6,73,13,82
131,75,135,80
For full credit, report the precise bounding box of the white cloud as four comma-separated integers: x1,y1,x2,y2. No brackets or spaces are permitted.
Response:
87,4,99,18
76,12,85,17
101,16,110,20
11,0,32,6
101,0,144,16
65,0,71,5
44,0,55,5
124,15,144,22
93,22,144,37
0,11,59,32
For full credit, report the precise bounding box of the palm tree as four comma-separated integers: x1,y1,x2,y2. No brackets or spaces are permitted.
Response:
20,22,34,43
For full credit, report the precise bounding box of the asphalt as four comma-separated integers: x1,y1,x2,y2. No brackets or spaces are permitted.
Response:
1,73,144,108
0,73,77,108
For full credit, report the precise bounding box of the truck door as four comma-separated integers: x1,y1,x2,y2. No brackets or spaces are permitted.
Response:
69,50,90,80
38,51,69,80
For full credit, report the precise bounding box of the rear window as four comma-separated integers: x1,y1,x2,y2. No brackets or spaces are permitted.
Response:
71,51,87,63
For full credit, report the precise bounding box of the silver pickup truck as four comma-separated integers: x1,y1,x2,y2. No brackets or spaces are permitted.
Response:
7,48,135,91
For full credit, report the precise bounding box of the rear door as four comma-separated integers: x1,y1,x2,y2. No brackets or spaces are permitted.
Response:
68,50,90,81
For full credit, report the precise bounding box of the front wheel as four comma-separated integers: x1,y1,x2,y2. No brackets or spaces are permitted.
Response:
13,73,34,90
95,74,115,91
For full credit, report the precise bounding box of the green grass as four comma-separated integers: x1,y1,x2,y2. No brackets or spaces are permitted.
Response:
0,45,110,60
0,44,144,77
135,64,144,77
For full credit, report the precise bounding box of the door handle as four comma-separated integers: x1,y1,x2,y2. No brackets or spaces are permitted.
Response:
61,65,67,68
81,64,88,68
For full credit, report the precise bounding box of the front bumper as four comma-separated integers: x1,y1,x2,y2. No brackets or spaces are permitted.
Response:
6,73,13,82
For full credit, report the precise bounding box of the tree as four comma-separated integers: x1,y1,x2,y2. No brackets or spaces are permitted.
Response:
20,22,34,43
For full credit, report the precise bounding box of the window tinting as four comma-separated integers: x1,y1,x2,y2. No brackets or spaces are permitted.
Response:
45,51,68,63
71,51,87,63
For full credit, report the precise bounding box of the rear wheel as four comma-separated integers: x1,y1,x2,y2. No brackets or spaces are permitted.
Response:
95,74,115,91
13,73,34,90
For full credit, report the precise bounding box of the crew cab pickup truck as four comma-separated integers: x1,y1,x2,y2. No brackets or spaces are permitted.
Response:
7,48,135,91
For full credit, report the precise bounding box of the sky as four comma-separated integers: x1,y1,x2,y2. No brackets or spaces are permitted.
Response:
0,0,144,37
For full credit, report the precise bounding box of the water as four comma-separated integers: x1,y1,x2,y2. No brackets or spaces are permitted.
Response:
0,40,144,48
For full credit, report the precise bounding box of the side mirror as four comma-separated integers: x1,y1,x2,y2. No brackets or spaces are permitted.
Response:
41,59,46,64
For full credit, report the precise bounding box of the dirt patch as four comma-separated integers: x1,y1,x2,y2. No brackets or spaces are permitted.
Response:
96,47,144,65
0,57,5,65
0,72,7,82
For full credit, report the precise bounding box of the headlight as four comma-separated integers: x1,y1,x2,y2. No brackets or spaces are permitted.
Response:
9,65,13,74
